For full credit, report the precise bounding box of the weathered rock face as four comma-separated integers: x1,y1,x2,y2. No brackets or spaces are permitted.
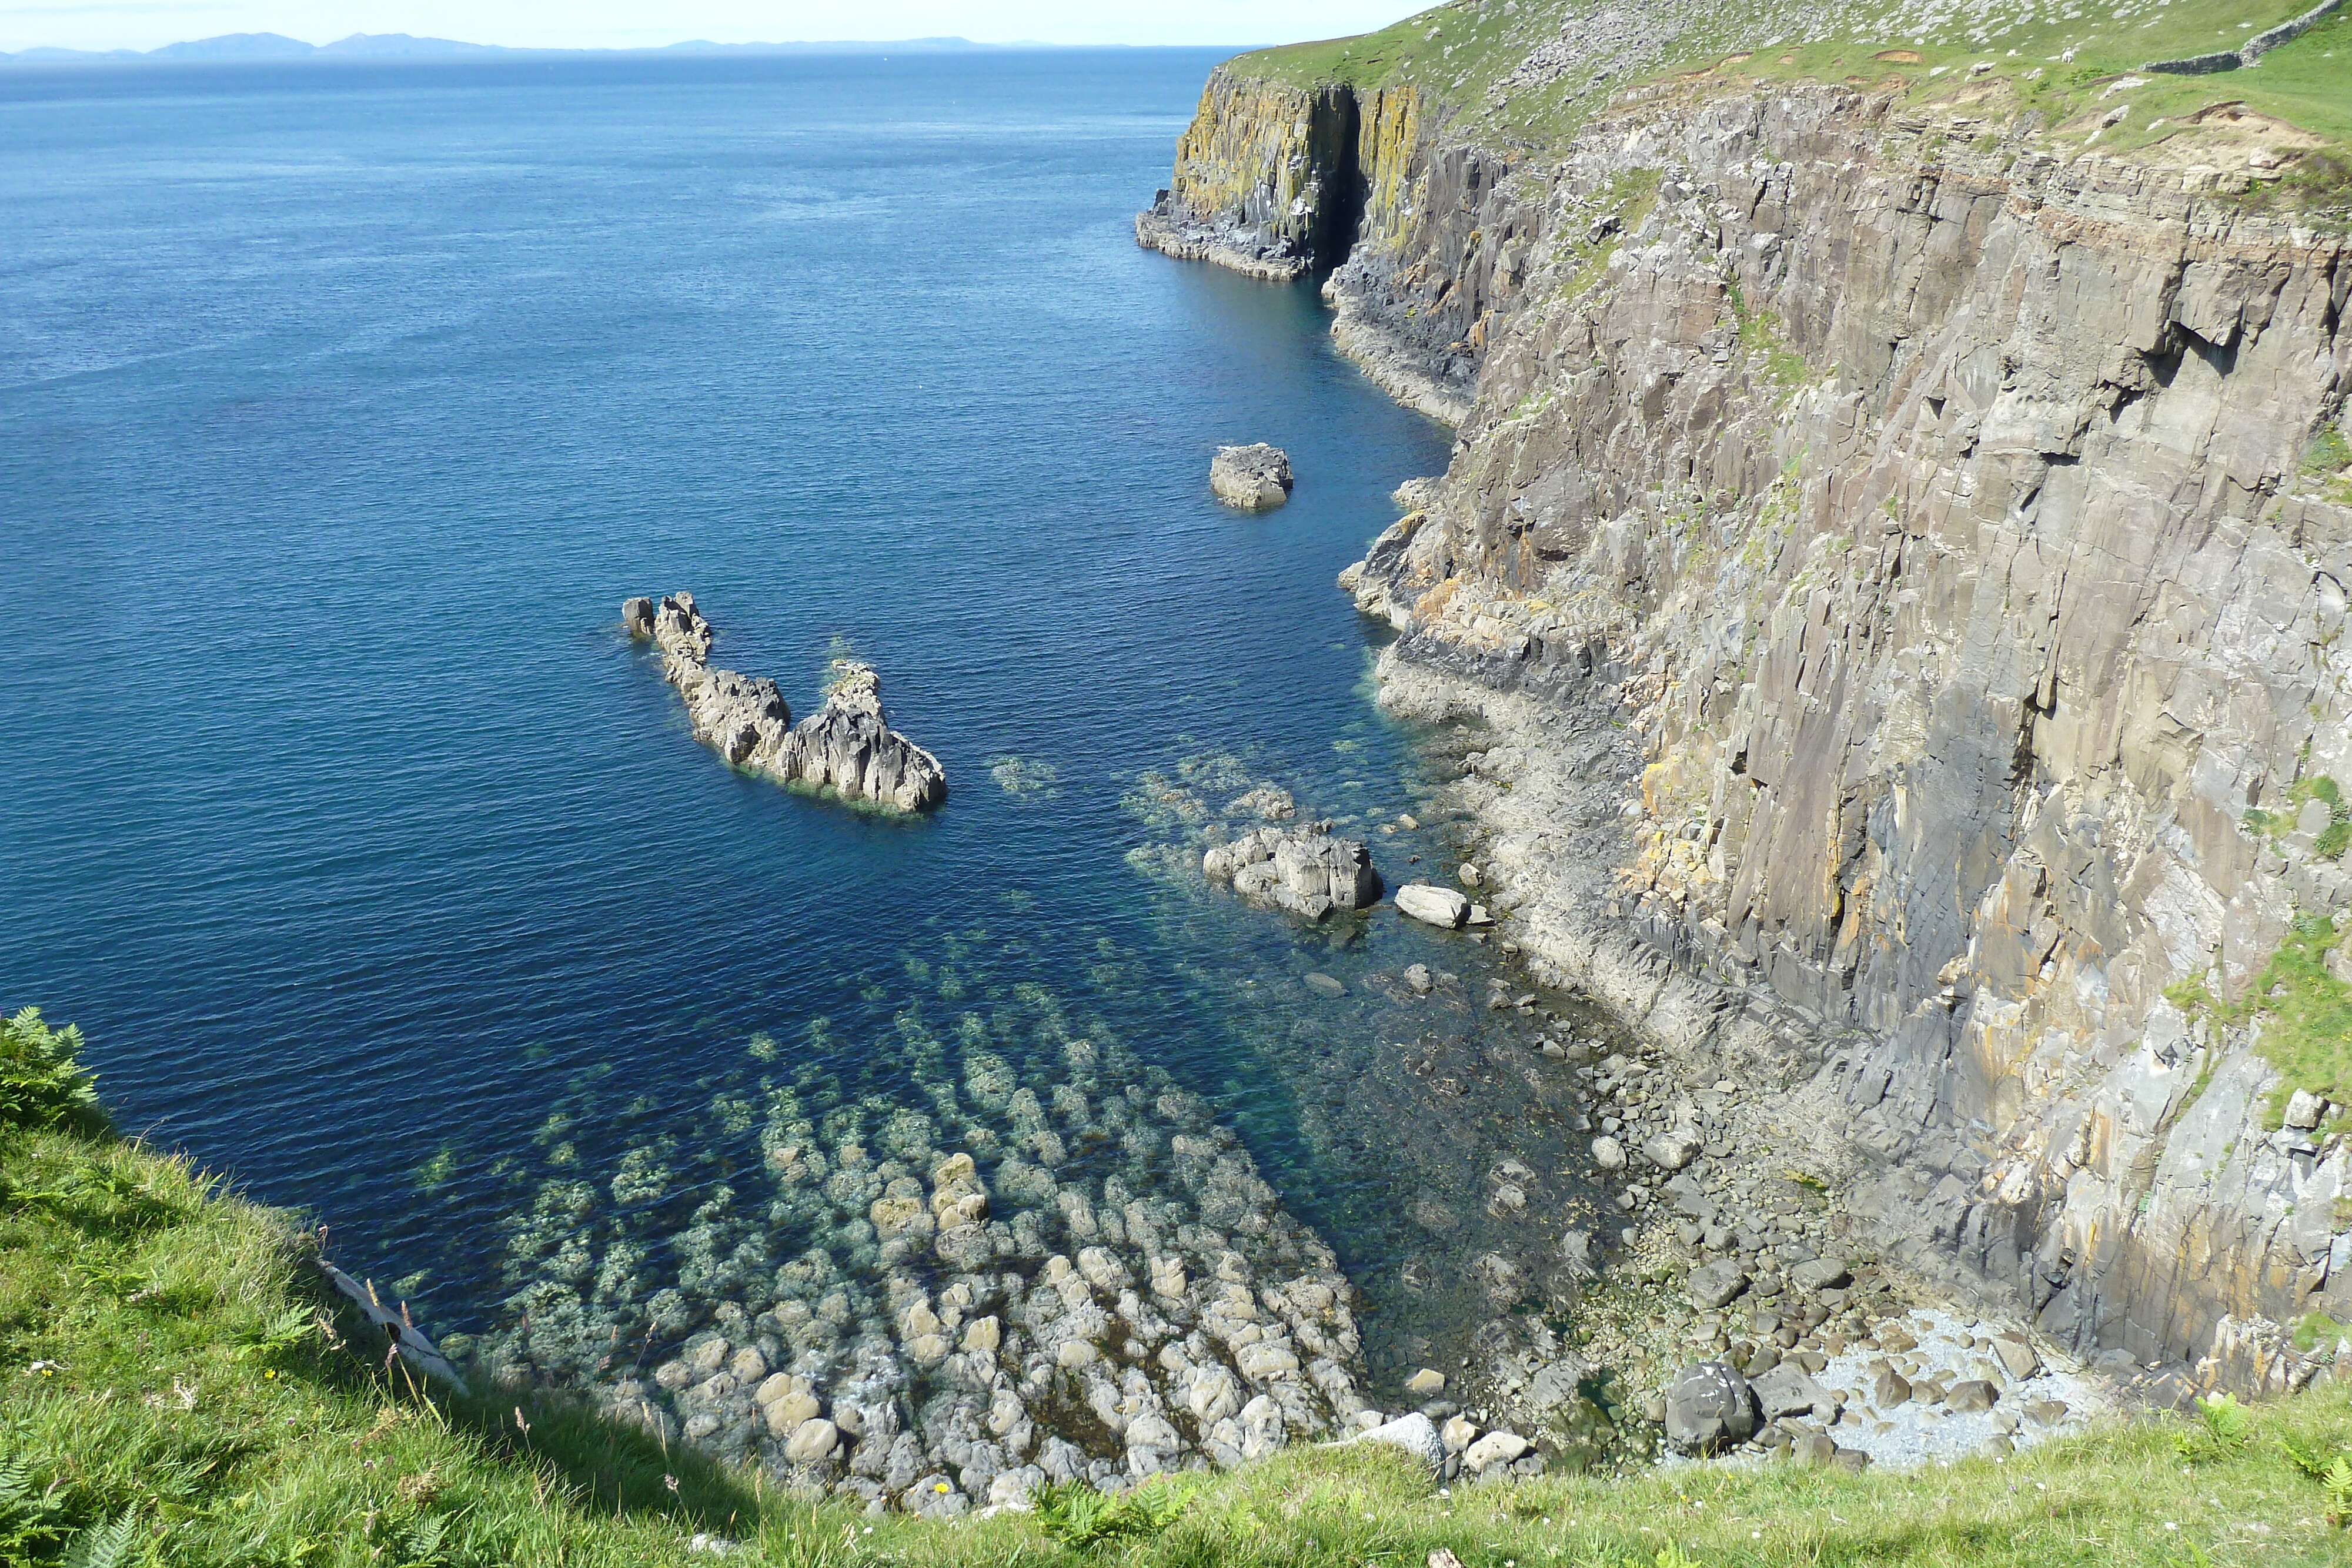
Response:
777,663,948,814
1204,824,1379,920
1135,66,1520,424
1134,73,1364,281
1210,444,1294,509
624,596,945,813
626,593,794,767
1168,59,2352,1392
1351,83,2352,1389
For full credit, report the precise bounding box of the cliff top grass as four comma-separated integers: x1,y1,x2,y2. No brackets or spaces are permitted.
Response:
1225,0,2352,202
12,1004,2352,1566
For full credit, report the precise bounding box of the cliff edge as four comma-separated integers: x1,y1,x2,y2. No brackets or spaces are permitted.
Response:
1152,0,2352,1403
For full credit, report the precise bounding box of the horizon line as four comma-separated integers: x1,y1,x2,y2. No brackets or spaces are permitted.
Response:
0,29,1265,63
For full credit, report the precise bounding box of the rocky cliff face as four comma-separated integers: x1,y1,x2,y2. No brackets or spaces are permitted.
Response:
1161,52,2352,1392
1137,65,1529,422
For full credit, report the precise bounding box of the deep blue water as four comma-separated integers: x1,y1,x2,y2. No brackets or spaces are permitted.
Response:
2,51,1598,1378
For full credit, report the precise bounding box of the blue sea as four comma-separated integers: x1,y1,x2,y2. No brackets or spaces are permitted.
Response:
1,50,1602,1389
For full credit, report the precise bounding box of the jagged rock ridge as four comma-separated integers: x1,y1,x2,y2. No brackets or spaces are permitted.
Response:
623,593,946,812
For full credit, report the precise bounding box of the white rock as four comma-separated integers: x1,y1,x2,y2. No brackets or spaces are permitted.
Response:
1463,1430,1529,1469
784,1417,840,1464
1341,1410,1445,1469
1396,883,1471,928
1591,1135,1627,1171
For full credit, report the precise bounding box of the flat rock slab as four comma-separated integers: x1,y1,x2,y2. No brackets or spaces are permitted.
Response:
1688,1259,1749,1310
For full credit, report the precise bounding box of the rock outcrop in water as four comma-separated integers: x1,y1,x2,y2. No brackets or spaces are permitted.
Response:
624,594,946,813
1210,444,1293,510
1153,2,2352,1400
777,661,949,814
1202,823,1378,919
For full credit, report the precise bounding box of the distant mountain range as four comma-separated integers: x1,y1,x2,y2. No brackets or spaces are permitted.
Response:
0,32,1043,66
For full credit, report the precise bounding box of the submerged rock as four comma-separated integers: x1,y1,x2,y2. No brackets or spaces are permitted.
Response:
623,594,944,813
1209,444,1294,510
1203,824,1379,920
481,989,1375,1511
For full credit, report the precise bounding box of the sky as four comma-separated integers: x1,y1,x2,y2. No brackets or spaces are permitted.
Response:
0,0,1430,52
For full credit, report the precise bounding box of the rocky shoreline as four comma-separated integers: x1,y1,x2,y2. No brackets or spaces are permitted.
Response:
473,979,1394,1514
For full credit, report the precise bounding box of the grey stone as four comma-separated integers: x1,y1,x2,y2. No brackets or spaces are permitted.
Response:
1462,1430,1528,1469
1947,1379,1999,1413
1688,1260,1748,1310
1993,1337,2041,1382
1789,1258,1851,1292
1344,1411,1445,1470
1209,444,1294,509
1643,1126,1703,1171
1663,1360,1756,1453
1749,1363,1829,1420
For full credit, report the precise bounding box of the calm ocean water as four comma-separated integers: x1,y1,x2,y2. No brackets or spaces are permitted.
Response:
2,51,1602,1384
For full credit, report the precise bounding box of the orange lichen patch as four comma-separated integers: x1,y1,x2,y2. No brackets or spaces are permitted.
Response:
1875,49,1925,64
1414,576,1466,623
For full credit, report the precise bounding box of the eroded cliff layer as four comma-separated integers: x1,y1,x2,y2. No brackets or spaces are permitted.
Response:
1161,14,2352,1392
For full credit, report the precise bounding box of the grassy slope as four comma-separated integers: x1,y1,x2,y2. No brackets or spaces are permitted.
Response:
1227,0,2352,182
9,1109,2352,1566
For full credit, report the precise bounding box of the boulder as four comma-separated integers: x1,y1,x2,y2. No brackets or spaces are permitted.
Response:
1404,1368,1446,1398
1462,1430,1528,1470
785,1417,840,1464
1663,1361,1757,1453
1210,444,1294,509
1395,883,1471,928
1344,1411,1444,1470
1789,1258,1851,1291
1686,1260,1748,1310
1993,1337,2041,1382
1749,1363,1829,1420
1591,1136,1628,1172
1642,1126,1703,1171
1946,1379,1999,1413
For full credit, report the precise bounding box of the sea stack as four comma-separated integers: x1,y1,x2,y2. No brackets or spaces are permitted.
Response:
623,594,946,813
1203,823,1379,920
1210,444,1294,509
775,660,948,813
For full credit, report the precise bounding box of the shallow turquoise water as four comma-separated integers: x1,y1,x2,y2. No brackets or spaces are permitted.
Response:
1,51,1600,1390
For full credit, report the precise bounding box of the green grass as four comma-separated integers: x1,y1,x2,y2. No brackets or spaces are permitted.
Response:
2170,913,2352,1124
12,1010,2352,1564
2240,775,2349,860
1221,0,2352,204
